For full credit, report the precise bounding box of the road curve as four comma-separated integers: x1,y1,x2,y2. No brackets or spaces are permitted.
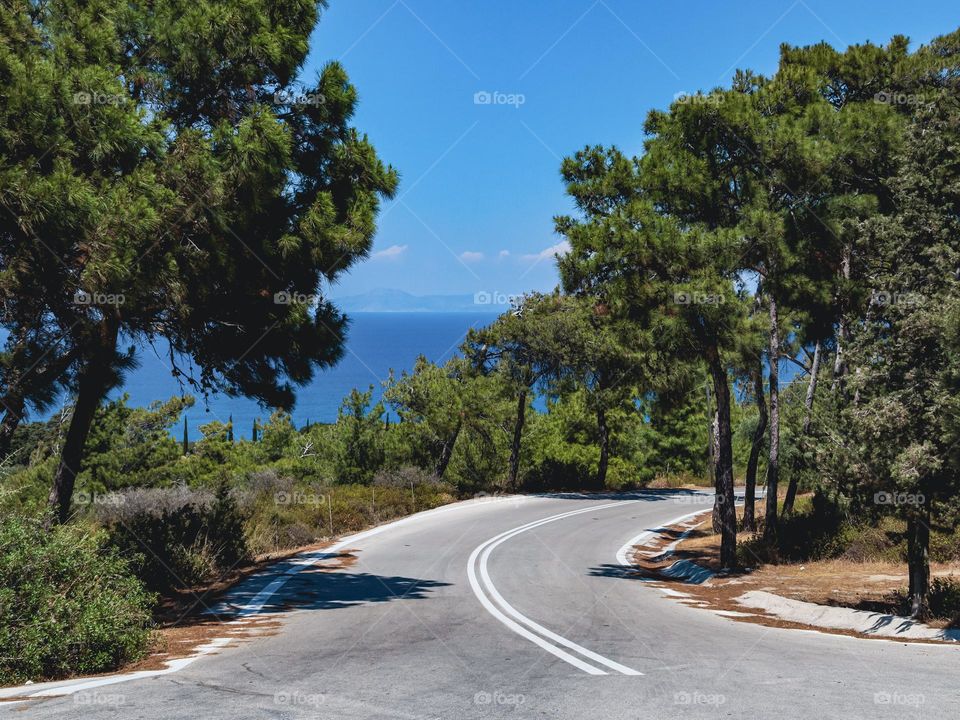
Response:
6,491,959,719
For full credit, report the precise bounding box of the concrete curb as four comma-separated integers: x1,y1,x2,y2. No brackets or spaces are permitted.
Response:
735,590,960,643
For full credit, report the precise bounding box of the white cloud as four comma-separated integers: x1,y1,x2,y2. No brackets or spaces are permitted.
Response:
521,240,570,262
371,244,408,260
497,249,510,260
459,251,485,263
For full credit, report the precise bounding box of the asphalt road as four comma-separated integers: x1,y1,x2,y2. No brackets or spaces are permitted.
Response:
6,491,959,719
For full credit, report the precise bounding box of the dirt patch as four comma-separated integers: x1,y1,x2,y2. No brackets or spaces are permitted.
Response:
153,540,334,626
627,516,960,643
140,542,356,670
129,617,284,672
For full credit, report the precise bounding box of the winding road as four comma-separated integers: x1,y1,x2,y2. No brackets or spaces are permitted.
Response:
5,491,959,718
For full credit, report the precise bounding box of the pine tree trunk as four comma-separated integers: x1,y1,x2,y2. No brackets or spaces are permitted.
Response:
707,348,737,571
596,405,609,489
907,507,931,620
784,340,822,515
831,325,845,390
764,295,780,542
743,365,767,532
831,249,851,392
711,409,722,533
508,388,527,489
704,381,714,485
434,419,462,480
46,322,118,525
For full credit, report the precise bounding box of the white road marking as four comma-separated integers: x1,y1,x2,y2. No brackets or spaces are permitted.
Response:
614,508,711,567
0,638,235,705
209,496,533,617
469,501,651,676
1,496,535,701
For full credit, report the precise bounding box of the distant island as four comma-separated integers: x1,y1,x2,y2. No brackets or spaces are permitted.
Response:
333,288,516,313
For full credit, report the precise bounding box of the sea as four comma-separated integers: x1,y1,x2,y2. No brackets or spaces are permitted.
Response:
31,310,802,440
108,312,498,440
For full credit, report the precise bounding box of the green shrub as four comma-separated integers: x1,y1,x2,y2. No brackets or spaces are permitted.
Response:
839,517,904,563
930,578,960,622
747,492,854,564
930,527,960,563
243,471,454,556
100,484,250,594
0,515,154,684
604,459,641,490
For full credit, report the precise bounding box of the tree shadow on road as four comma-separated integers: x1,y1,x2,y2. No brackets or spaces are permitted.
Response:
208,552,451,618
588,563,655,580
536,489,712,502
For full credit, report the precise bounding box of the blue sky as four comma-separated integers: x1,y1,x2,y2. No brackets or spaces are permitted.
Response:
307,0,957,299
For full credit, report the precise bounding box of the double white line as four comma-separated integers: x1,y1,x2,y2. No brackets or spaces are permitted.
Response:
467,500,645,676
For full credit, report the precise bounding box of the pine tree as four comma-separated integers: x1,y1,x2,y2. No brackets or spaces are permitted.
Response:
557,143,749,570
843,87,960,618
0,0,398,521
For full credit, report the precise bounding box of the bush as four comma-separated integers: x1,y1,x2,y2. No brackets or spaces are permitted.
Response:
746,492,854,564
0,515,154,684
99,484,250,594
372,465,438,488
929,577,960,622
242,471,454,555
930,526,960,563
645,472,712,489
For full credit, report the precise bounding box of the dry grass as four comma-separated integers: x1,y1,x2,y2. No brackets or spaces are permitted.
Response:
622,512,960,644
645,473,713,489
641,513,960,629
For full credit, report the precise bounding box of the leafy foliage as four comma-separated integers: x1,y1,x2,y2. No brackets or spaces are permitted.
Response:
100,483,249,593
0,515,153,684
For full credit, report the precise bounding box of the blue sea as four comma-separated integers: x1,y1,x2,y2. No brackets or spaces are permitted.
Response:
30,311,802,440
107,312,498,440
